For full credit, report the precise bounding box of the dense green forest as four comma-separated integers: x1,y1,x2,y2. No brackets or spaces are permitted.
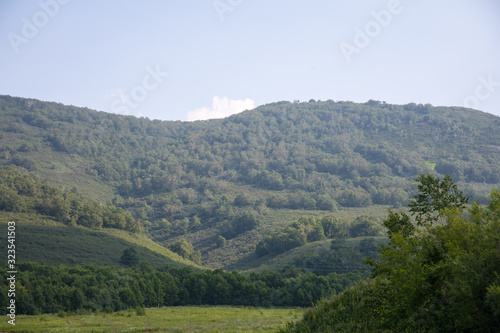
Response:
281,175,500,332
1,95,499,270
0,262,366,315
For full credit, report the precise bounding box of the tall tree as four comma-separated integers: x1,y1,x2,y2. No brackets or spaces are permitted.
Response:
120,247,140,267
408,173,469,226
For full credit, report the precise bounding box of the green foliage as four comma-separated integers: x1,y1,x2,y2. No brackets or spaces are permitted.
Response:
135,306,145,316
228,210,262,237
0,166,140,232
120,247,140,267
319,215,348,238
349,215,382,238
167,239,201,264
279,281,378,333
282,176,500,332
381,209,415,241
287,237,385,276
233,193,254,207
257,227,307,256
0,262,365,315
256,214,381,257
409,173,470,226
216,235,226,248
425,160,436,170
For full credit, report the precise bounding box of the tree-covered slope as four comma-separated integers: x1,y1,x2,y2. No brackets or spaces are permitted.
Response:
0,166,202,268
1,95,499,269
280,176,500,332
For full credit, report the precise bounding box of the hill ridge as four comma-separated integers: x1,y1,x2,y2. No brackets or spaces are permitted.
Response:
1,94,499,269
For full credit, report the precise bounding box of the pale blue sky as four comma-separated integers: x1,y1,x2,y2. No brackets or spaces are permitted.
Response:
1,0,499,121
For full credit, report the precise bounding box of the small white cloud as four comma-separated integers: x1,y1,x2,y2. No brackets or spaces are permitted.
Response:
106,88,125,100
186,96,255,121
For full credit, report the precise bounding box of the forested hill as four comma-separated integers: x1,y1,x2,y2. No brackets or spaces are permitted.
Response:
1,95,499,268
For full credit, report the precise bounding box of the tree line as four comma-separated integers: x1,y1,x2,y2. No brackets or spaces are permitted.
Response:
0,262,367,315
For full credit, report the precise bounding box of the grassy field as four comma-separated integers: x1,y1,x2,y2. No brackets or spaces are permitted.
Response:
0,306,304,333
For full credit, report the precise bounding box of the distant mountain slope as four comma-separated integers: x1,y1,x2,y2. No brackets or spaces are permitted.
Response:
1,95,499,269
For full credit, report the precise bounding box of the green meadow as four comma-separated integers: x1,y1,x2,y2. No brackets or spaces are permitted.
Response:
0,306,304,333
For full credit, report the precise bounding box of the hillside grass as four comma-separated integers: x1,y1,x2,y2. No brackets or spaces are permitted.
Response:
0,123,117,203
0,212,203,269
32,150,117,203
0,306,304,333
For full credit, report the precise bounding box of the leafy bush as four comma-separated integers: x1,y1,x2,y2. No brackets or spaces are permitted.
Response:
135,306,145,316
167,239,201,264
